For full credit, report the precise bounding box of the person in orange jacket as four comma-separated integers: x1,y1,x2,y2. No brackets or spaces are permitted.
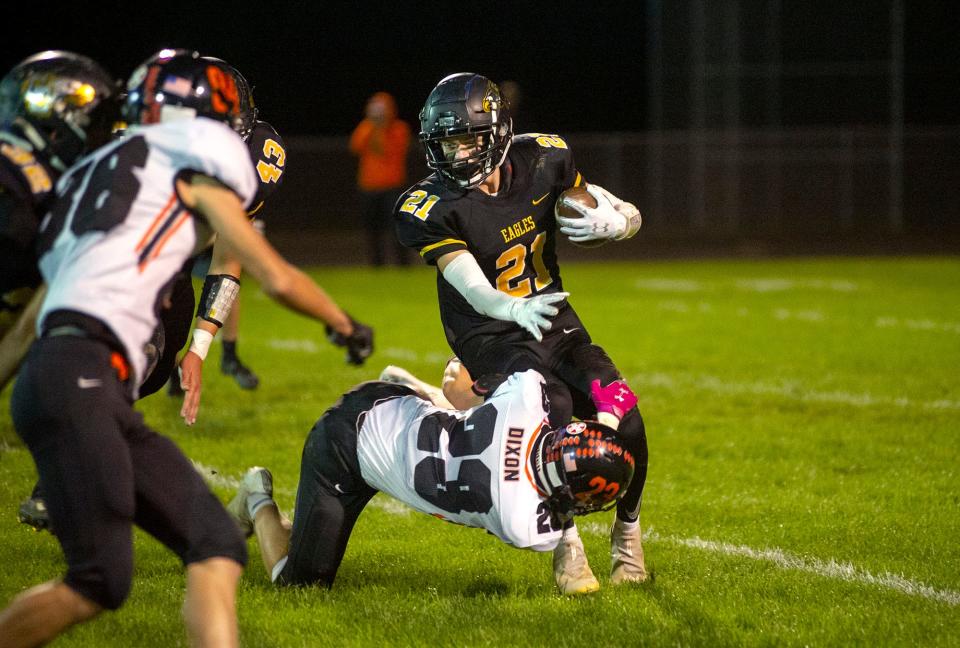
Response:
349,91,412,266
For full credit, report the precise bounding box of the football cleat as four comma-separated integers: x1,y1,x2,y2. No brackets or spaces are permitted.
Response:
553,534,600,595
226,466,273,538
610,518,648,584
221,355,260,390
17,496,52,533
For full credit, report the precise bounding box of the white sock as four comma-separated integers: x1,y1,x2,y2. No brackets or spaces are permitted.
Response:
247,495,275,519
615,518,640,533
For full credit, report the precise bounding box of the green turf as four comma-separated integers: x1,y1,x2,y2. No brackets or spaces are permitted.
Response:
1,256,958,646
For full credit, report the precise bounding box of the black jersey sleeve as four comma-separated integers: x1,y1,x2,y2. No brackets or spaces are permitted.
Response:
246,121,286,218
393,180,469,265
533,133,583,190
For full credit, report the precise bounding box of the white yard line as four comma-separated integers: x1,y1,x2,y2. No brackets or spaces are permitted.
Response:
633,372,960,411
197,461,957,607
576,522,959,606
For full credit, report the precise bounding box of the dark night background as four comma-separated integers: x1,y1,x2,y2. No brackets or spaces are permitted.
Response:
3,1,957,257
3,2,957,135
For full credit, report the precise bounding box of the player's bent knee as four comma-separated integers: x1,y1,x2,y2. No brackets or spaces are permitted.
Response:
66,562,133,611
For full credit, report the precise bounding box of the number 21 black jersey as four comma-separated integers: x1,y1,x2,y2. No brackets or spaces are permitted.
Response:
394,134,583,351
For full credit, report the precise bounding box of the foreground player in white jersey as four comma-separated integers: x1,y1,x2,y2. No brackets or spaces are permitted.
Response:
0,50,361,648
228,365,637,593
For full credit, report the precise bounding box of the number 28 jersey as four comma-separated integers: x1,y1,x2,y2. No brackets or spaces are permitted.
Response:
356,370,563,552
37,118,257,391
394,134,583,352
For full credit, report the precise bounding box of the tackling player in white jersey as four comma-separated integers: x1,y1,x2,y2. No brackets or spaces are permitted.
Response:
0,50,362,648
228,364,638,592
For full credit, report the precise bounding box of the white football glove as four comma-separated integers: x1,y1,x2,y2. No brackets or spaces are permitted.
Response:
556,184,641,243
506,292,569,342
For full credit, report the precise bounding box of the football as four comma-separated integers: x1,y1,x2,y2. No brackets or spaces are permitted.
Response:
555,186,607,248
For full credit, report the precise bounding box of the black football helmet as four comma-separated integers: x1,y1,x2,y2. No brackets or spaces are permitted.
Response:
123,49,246,136
200,56,257,141
419,73,512,190
536,420,635,518
0,50,118,169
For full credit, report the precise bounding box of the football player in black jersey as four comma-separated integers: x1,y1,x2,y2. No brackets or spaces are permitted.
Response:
0,51,118,390
394,73,646,594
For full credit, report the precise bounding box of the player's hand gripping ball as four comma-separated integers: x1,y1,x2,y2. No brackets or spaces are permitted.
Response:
554,186,607,248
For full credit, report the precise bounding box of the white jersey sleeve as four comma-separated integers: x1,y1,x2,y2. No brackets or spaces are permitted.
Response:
356,370,563,552
139,117,258,209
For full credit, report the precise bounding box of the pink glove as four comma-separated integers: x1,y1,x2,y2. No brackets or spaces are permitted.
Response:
590,379,638,420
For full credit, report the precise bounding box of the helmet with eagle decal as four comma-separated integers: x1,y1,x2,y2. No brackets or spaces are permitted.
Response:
419,72,512,190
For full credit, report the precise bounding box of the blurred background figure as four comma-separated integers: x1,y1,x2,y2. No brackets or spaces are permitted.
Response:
349,91,411,266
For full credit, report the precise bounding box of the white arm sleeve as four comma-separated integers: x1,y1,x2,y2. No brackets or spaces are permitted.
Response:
441,253,518,322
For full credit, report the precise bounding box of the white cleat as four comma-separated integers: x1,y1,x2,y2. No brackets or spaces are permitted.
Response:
553,535,600,595
226,466,274,538
610,518,648,584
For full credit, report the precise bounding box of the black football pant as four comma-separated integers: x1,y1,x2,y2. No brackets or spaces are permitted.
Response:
11,323,246,610
276,382,415,586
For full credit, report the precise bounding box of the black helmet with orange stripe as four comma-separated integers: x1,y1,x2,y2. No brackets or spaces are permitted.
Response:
123,49,246,136
534,420,635,518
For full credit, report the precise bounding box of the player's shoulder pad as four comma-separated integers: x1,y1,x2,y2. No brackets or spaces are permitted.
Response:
151,118,258,208
394,174,460,221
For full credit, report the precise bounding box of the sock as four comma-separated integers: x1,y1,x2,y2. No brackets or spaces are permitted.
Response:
562,525,581,542
247,494,274,519
222,340,238,362
615,518,640,533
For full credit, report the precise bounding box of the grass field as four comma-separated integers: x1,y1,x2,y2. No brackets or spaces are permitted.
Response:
1,256,958,646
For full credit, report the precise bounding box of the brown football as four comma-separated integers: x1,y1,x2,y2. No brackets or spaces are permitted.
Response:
555,185,607,248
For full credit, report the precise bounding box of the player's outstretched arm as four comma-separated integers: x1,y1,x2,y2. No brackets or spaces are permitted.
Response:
437,250,568,342
179,176,372,356
177,240,243,425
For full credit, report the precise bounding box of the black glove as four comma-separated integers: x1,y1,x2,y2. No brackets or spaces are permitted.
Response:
326,315,374,365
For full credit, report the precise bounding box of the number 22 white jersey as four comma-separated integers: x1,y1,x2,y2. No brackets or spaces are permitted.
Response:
357,370,564,552
37,118,257,392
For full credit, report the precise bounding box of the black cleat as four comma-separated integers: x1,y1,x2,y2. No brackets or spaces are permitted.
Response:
18,496,52,533
221,356,260,390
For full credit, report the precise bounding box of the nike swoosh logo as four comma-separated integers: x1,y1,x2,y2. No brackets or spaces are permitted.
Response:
333,483,345,494
77,377,103,389
532,192,551,206
562,328,580,335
